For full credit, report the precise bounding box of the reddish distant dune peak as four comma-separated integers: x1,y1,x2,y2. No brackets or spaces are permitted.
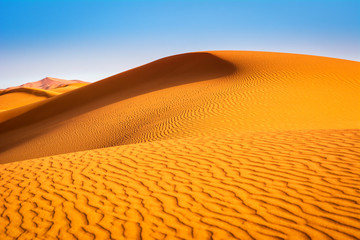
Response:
4,77,88,90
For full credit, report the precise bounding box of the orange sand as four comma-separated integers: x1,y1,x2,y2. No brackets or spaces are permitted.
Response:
4,77,87,91
0,51,359,239
0,78,88,111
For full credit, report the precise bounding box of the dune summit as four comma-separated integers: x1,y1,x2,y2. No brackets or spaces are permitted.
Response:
0,51,359,239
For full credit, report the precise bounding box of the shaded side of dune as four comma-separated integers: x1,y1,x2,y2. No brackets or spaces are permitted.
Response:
0,52,235,132
0,53,235,162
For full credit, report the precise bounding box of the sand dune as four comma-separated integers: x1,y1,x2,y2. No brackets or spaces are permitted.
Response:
4,77,87,91
0,51,359,239
0,51,359,162
0,129,359,239
0,78,88,112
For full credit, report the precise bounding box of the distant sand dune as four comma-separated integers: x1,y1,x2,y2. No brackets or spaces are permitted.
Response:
3,77,87,91
0,51,359,162
0,87,59,98
0,79,88,112
0,129,359,239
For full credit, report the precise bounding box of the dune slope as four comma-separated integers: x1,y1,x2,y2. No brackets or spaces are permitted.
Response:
0,51,359,162
0,129,359,239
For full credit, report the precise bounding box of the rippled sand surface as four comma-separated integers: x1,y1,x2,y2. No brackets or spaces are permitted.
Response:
0,51,359,239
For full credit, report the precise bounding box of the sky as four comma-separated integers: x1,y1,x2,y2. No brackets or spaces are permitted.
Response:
0,0,359,89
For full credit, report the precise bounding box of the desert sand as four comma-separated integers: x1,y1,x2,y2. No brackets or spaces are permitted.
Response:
0,51,359,239
4,77,86,91
0,77,88,112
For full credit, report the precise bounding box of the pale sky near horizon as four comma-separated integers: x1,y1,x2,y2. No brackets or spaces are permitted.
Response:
0,0,359,89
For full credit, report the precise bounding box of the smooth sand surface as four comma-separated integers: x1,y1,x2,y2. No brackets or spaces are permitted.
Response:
0,51,359,239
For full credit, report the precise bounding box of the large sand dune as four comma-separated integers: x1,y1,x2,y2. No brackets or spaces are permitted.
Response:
0,51,359,162
0,51,359,239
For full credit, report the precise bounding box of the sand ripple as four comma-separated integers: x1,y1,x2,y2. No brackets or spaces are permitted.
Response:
1,129,359,239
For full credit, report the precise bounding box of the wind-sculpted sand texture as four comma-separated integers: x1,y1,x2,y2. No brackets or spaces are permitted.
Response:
0,129,359,240
0,51,359,162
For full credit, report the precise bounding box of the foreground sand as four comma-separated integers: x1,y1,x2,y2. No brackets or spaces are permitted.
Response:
0,51,359,239
1,129,359,239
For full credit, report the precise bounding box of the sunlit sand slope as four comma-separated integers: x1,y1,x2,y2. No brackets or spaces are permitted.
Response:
0,129,359,240
0,51,359,162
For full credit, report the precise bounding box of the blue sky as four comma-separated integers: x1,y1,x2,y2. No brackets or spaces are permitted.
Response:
0,0,359,88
